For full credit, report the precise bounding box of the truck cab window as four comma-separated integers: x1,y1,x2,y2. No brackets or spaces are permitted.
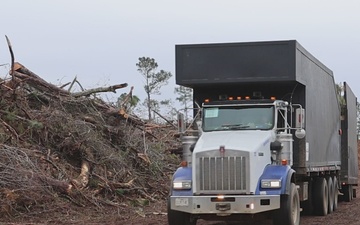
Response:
202,105,274,131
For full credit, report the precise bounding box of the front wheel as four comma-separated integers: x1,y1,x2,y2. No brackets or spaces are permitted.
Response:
273,183,300,225
167,199,197,225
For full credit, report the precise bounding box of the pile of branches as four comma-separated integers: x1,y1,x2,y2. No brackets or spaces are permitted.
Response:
0,37,180,218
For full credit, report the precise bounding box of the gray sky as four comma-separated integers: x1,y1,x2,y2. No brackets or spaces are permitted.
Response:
1,0,360,106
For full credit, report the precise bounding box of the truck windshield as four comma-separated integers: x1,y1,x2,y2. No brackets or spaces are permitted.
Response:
202,105,274,131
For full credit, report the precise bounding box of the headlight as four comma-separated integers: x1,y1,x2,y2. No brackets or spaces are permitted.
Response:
173,180,192,190
261,179,281,188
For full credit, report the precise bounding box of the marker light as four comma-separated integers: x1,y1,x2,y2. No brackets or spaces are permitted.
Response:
204,99,210,103
237,96,242,100
228,96,234,100
270,96,276,101
281,159,288,165
245,96,250,100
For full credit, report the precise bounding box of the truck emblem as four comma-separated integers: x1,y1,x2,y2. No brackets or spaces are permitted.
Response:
219,146,225,157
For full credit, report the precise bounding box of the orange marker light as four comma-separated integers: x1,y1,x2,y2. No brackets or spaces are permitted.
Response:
228,97,234,100
181,161,188,167
270,96,276,101
237,96,242,100
245,96,250,100
281,159,287,165
204,99,210,103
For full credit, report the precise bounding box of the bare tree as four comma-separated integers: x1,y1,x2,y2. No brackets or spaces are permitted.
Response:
174,85,193,120
136,57,172,121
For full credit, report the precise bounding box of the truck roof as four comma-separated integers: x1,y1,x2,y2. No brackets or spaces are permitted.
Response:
177,40,347,171
176,40,333,87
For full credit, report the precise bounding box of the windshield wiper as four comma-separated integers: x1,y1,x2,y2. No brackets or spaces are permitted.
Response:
221,124,250,130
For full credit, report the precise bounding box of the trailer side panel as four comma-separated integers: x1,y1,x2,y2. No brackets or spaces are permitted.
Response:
341,82,358,185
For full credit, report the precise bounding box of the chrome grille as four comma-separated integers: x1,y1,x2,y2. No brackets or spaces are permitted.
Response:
198,155,247,193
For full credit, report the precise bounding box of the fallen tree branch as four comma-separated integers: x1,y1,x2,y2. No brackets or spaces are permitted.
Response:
12,70,69,96
68,76,78,92
71,160,90,189
65,76,85,92
5,36,14,79
121,86,134,108
0,118,19,141
12,62,43,80
110,178,136,189
40,176,73,195
152,109,177,129
72,83,128,97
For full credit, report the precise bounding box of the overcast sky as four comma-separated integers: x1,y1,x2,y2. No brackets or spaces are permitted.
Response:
1,0,360,106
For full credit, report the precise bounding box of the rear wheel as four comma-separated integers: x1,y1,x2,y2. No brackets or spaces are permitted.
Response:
332,176,338,211
167,199,197,225
273,183,300,225
313,177,328,216
326,177,334,214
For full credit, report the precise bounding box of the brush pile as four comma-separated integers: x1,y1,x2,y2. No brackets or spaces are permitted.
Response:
0,37,180,220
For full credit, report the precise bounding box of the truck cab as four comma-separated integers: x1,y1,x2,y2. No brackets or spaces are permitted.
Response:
169,96,303,225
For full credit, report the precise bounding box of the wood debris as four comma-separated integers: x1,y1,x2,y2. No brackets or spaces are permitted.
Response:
0,36,181,218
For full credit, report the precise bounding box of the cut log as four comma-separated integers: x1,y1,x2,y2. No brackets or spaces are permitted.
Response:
12,70,69,96
71,160,90,189
151,109,177,129
72,83,128,97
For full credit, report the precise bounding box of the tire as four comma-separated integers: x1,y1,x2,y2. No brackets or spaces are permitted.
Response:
332,176,338,211
167,199,197,225
273,183,300,225
313,177,328,216
326,177,334,214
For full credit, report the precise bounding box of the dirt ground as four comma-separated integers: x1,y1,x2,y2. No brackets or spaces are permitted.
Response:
1,146,359,225
1,178,358,225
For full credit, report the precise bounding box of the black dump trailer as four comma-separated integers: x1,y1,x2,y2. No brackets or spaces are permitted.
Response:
174,40,358,216
340,82,358,201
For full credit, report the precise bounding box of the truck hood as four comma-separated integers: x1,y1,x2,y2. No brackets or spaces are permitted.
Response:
194,130,274,153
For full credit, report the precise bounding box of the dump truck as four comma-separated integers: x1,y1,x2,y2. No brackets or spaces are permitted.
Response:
167,40,358,225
